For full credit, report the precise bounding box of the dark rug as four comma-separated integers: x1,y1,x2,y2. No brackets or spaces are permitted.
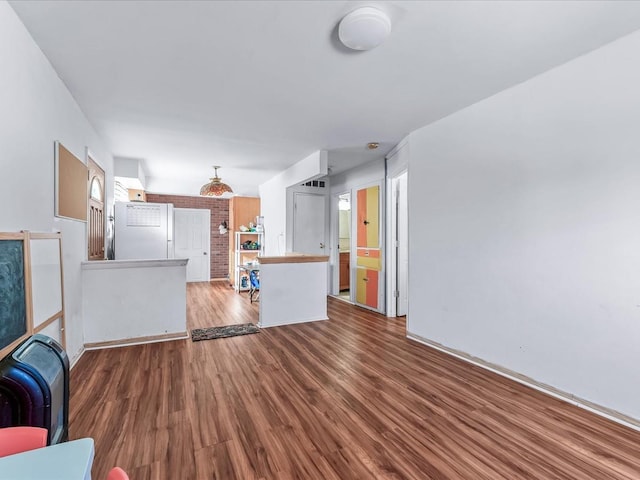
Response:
191,323,260,342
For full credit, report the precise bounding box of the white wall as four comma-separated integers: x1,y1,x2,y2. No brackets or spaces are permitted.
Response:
259,150,327,255
0,2,114,363
330,159,385,195
407,30,640,420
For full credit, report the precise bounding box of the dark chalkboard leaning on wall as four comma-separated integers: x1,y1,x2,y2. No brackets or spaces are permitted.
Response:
0,231,65,360
0,232,31,359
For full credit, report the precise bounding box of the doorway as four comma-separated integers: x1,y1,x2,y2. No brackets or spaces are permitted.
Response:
337,193,351,301
174,208,210,282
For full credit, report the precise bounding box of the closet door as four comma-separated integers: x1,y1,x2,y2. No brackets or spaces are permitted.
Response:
355,185,382,311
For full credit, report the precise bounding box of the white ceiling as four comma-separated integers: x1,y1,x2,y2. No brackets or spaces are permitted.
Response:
10,1,640,196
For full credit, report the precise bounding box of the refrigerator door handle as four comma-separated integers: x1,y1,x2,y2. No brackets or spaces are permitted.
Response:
167,204,175,259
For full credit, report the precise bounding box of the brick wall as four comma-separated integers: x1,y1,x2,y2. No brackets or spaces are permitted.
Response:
146,193,229,279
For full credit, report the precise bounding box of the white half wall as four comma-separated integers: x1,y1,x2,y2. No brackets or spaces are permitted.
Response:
407,30,640,420
82,260,187,344
259,150,328,255
258,260,328,328
0,2,114,363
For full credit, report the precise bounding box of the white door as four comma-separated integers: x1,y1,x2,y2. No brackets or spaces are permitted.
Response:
293,193,326,255
174,208,210,282
396,172,408,316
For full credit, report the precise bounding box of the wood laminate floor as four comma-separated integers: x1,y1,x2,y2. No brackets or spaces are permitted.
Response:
70,282,640,479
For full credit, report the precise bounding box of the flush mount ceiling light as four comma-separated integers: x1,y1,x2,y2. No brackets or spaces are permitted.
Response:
367,142,380,150
338,7,391,51
200,166,233,196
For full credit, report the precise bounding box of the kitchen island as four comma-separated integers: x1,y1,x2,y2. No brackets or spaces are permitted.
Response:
81,258,189,348
257,253,329,328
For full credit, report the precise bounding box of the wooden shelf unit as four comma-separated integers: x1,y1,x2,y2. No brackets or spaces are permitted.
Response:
234,231,263,292
227,196,260,287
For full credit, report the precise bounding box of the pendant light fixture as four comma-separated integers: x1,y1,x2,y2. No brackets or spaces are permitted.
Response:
200,166,233,196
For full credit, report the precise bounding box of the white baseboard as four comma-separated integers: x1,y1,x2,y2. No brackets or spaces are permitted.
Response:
407,332,640,433
69,347,86,370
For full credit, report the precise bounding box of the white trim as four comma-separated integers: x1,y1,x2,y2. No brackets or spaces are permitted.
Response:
331,190,351,297
385,135,409,163
386,175,397,317
385,139,409,318
69,347,86,369
407,332,640,433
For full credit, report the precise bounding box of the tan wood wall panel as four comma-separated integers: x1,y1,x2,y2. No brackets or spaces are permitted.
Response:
56,142,88,222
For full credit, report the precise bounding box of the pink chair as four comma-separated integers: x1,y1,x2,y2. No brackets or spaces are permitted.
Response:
0,426,48,458
107,467,130,480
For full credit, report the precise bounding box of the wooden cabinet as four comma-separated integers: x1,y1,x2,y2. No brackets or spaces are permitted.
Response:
127,189,146,202
228,196,260,286
339,252,350,291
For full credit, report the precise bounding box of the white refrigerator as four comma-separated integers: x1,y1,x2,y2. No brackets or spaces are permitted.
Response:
114,202,175,260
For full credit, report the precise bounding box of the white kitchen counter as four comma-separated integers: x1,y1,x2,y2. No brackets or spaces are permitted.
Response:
81,258,189,348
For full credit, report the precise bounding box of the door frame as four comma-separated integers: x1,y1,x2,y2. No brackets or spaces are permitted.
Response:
385,139,409,318
330,190,352,299
387,170,408,317
174,207,211,282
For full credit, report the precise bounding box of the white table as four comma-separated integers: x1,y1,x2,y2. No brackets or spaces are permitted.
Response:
0,438,94,480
